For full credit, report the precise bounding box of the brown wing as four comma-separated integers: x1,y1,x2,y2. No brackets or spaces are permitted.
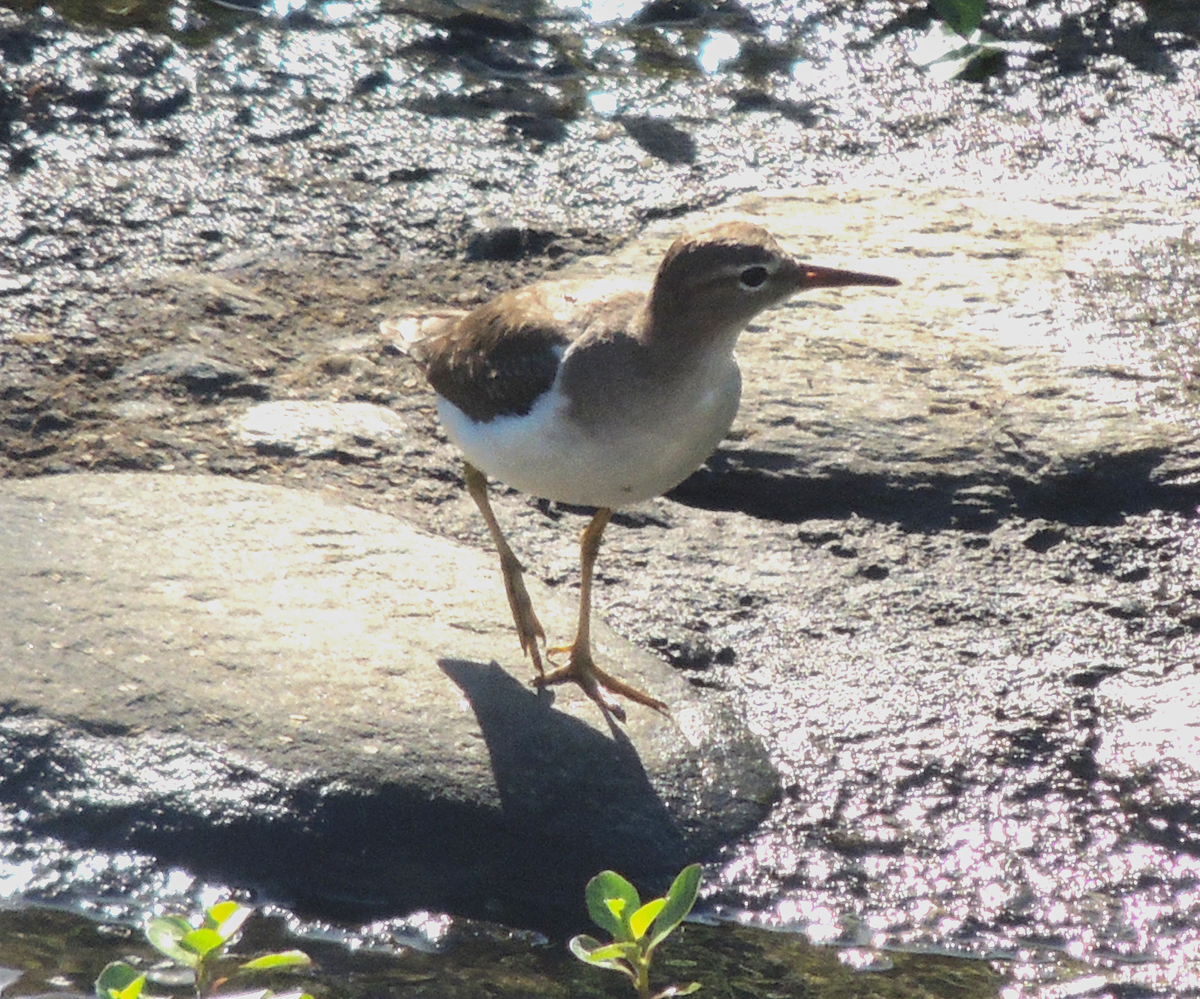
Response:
408,281,646,423
410,292,570,423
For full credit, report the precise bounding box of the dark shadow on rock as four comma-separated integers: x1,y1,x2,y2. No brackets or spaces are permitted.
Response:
671,442,1200,531
616,115,696,165
1041,3,1195,80
550,500,672,530
439,657,688,881
0,689,680,933
0,716,489,923
730,90,821,126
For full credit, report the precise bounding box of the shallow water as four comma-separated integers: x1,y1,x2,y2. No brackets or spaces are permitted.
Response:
0,900,1136,999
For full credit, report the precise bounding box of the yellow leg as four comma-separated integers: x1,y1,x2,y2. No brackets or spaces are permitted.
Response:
464,462,545,675
536,508,670,721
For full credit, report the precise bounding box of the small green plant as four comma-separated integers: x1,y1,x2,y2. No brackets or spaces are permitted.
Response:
95,900,312,999
932,0,988,36
911,0,1031,81
569,864,702,999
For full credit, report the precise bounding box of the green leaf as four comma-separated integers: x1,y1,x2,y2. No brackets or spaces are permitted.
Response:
911,20,1028,81
237,951,313,972
586,941,641,964
95,962,146,999
931,0,985,36
202,991,269,999
653,984,701,998
182,926,226,958
585,871,641,941
205,901,252,943
911,22,976,69
568,935,638,978
569,933,604,954
629,898,666,941
146,916,199,968
647,864,701,951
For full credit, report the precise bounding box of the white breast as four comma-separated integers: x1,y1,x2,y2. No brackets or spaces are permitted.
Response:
437,354,742,508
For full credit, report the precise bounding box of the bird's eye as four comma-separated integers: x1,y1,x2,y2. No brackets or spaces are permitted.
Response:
739,265,769,290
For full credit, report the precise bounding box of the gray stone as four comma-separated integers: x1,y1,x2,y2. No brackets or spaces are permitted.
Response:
231,400,413,459
0,472,776,922
118,347,262,397
110,398,177,420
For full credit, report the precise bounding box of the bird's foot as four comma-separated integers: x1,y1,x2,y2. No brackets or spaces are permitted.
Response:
498,551,546,675
534,641,670,723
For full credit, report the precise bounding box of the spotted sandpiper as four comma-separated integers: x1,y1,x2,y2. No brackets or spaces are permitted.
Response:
385,221,899,722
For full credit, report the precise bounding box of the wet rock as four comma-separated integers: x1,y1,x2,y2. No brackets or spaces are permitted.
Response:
109,398,176,421
503,113,566,143
103,137,177,161
121,197,168,228
465,225,561,262
0,0,1198,971
111,37,171,78
31,409,73,434
1096,669,1200,814
247,118,322,145
118,347,266,397
1024,525,1066,553
160,273,288,318
231,400,413,458
648,634,734,672
130,84,191,122
0,271,32,295
386,165,438,183
617,115,697,165
352,67,390,94
0,472,777,924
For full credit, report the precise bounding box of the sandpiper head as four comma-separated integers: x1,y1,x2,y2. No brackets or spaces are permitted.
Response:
647,221,899,344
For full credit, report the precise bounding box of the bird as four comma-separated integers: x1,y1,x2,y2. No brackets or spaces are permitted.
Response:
384,221,899,722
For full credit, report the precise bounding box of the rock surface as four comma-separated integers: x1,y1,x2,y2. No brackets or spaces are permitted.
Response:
232,399,412,459
0,472,777,923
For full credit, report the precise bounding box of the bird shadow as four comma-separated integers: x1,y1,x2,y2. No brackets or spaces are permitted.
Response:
671,443,1199,531
438,657,689,884
540,499,672,531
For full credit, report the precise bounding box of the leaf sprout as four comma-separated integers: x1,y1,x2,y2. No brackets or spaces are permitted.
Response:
94,900,312,999
569,864,702,999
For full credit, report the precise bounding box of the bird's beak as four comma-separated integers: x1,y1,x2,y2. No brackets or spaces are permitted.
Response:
795,262,900,289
